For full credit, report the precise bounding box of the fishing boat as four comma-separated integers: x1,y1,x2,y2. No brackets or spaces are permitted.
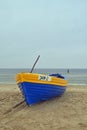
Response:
16,55,68,105
16,72,67,105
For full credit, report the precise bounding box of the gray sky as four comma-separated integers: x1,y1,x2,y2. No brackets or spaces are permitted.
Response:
0,0,87,68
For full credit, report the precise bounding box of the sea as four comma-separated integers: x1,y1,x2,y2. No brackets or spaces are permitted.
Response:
0,68,87,85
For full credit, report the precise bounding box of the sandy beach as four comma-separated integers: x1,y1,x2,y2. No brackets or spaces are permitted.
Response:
0,84,87,130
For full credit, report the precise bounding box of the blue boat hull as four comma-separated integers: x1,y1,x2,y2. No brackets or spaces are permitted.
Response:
18,82,66,105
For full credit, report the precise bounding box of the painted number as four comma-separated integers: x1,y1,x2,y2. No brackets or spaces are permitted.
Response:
38,75,51,81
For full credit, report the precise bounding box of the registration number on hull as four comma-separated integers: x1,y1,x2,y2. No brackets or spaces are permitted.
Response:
38,75,52,81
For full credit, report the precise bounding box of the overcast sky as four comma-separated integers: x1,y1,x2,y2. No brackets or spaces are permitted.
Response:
0,0,87,68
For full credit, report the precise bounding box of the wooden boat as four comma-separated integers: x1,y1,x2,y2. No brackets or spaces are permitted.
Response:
16,72,68,105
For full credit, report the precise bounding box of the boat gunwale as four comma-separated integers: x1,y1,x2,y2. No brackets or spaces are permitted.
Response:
16,72,67,87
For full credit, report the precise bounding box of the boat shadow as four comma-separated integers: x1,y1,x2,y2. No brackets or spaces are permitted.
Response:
3,91,70,116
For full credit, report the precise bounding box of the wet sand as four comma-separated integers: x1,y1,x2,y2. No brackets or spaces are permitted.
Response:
0,84,87,130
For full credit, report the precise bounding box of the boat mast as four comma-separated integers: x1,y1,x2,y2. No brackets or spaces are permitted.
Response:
30,55,40,73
